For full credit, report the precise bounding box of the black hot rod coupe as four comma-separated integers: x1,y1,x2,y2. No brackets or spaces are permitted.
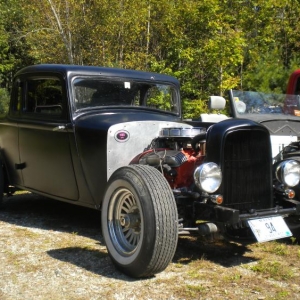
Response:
0,64,299,278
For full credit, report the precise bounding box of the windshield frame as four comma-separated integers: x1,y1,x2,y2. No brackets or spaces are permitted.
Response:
70,75,181,116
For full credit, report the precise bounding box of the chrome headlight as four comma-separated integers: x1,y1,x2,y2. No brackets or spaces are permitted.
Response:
276,160,300,187
194,163,222,193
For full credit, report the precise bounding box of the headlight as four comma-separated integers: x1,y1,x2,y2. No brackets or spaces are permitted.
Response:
276,160,300,187
194,163,222,193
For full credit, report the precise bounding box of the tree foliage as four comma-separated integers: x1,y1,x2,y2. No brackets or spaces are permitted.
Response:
0,0,35,89
1,0,300,118
0,88,9,115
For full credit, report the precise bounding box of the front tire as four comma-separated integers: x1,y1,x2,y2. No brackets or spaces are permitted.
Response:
101,165,178,278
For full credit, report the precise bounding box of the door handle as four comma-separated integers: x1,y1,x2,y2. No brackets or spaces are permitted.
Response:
53,125,66,131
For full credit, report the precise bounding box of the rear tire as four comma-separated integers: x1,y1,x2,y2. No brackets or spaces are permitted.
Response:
101,165,178,278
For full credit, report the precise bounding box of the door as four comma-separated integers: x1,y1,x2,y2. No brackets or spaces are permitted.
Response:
17,75,79,200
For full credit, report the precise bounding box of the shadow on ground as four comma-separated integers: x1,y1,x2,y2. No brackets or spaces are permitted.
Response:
174,235,257,267
0,193,102,240
1,192,300,279
47,247,127,279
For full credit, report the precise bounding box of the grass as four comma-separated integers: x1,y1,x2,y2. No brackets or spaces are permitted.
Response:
247,261,294,280
254,241,290,256
184,284,207,297
1,194,299,299
165,236,300,299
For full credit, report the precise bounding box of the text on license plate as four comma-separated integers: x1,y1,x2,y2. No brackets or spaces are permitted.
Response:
248,216,292,242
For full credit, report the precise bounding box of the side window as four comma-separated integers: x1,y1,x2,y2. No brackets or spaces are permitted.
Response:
24,78,63,117
10,79,22,115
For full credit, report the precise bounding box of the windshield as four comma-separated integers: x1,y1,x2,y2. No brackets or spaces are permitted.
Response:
229,90,300,159
72,77,179,114
230,89,300,118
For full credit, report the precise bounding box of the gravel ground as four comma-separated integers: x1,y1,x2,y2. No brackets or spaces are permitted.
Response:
0,192,300,300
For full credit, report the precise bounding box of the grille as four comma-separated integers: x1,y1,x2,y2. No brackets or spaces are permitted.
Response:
222,129,272,212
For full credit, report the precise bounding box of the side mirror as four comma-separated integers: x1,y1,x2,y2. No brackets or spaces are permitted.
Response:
209,96,226,110
201,96,229,122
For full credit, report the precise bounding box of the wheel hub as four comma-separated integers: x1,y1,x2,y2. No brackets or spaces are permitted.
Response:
108,187,143,253
120,212,140,231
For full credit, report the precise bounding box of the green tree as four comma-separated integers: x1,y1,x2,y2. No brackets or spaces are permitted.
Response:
0,88,9,115
5,0,300,119
0,0,35,89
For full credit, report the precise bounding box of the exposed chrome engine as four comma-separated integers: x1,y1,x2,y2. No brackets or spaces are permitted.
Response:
138,127,207,189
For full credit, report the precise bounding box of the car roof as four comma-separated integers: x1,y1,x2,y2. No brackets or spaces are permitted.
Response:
15,64,180,85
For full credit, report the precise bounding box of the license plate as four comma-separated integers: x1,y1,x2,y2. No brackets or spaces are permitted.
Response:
248,216,292,242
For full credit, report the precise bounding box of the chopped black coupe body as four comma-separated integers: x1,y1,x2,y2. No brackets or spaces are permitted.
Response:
0,65,299,278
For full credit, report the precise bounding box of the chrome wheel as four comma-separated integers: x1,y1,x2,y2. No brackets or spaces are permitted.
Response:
102,165,178,277
107,188,143,256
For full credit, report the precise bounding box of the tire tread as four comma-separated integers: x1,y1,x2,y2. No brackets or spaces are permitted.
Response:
129,165,178,277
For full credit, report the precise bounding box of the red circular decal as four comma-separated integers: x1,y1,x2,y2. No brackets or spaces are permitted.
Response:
115,130,130,142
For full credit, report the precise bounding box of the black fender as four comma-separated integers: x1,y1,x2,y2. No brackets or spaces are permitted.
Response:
0,148,11,193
